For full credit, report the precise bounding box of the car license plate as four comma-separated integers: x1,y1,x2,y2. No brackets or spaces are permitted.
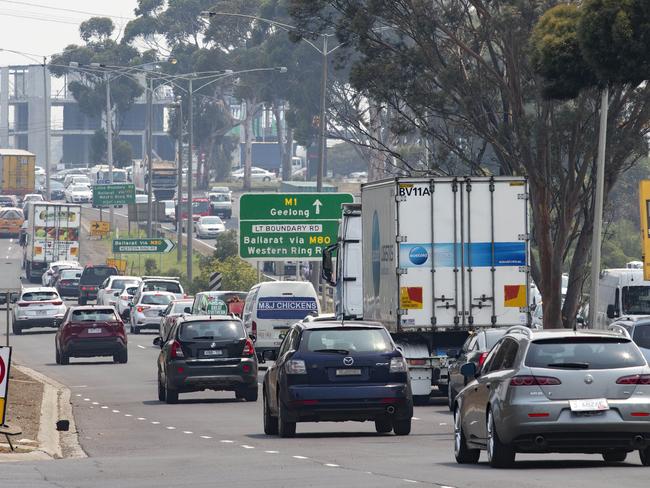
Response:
203,349,223,357
36,310,47,316
569,398,609,412
336,368,361,376
87,328,102,334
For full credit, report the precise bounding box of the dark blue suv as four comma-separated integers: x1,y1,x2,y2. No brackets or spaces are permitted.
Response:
262,320,413,437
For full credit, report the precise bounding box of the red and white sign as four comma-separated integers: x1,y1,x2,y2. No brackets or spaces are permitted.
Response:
0,346,11,425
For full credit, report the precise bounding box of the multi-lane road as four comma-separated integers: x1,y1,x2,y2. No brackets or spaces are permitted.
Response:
2,236,650,487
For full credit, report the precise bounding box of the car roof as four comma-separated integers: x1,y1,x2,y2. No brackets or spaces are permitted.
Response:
509,328,631,342
172,298,194,303
21,286,57,293
297,320,385,330
178,314,241,323
110,275,140,281
141,290,176,295
68,305,116,311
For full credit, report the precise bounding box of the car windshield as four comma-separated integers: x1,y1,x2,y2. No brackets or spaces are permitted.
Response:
80,267,118,284
525,337,646,369
111,279,139,291
143,281,181,294
0,209,23,219
21,291,58,301
172,302,192,313
304,328,393,353
71,309,118,322
201,217,222,225
210,194,229,202
70,185,88,192
621,286,650,315
633,325,650,350
192,201,209,213
178,320,244,341
141,294,173,305
60,269,82,280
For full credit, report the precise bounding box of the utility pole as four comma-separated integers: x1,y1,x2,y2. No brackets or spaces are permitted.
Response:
146,76,154,237
105,71,114,229
317,35,328,193
187,78,194,282
176,98,183,263
42,57,50,201
589,87,609,329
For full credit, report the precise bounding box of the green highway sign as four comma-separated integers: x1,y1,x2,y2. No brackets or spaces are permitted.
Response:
239,193,354,261
93,184,136,206
112,238,175,254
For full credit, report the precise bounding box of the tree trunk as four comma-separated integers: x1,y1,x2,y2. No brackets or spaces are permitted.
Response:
284,127,294,181
367,99,384,181
243,98,254,191
273,99,290,181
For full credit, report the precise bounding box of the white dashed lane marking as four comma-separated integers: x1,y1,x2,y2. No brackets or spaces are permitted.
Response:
241,445,254,449
137,345,146,349
220,440,234,444
151,421,160,425
183,431,192,434
293,456,308,460
166,426,176,430
324,464,339,468
265,450,278,454
200,436,212,439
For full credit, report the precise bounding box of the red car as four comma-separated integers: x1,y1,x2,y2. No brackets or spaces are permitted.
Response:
55,306,128,365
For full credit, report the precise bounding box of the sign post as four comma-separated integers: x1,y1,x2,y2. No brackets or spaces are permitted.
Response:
0,346,12,426
112,238,176,254
239,193,353,261
92,184,136,207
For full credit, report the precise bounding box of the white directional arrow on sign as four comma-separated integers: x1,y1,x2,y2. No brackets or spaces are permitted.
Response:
162,239,175,253
313,199,322,215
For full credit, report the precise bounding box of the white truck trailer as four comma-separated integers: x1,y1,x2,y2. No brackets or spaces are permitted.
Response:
23,203,81,282
324,177,530,402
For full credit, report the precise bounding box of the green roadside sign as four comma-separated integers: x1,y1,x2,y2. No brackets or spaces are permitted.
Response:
93,184,136,206
239,193,354,261
112,238,175,254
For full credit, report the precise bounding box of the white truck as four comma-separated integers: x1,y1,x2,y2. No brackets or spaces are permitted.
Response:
23,203,81,282
596,268,650,328
323,177,530,402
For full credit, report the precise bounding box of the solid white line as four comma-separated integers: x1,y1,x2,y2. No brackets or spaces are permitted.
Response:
137,345,146,349
265,450,279,454
293,456,308,460
324,464,339,467
200,436,212,439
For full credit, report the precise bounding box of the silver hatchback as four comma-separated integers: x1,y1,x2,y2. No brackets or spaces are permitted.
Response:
453,326,650,468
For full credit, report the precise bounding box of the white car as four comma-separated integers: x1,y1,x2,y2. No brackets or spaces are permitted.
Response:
22,193,44,205
42,261,81,287
64,175,91,188
97,276,142,307
161,200,176,221
12,287,67,334
195,216,226,238
65,184,92,203
117,284,140,319
132,277,185,304
232,166,277,182
34,166,46,176
129,291,176,334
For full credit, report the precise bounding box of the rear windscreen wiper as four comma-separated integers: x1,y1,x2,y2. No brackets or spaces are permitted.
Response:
313,349,350,354
191,336,217,340
546,362,590,369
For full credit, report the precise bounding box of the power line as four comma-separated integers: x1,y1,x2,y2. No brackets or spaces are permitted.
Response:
0,0,133,20
0,11,81,25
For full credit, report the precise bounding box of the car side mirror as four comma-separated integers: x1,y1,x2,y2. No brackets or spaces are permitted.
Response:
184,307,191,314
262,350,277,361
446,348,460,359
158,310,165,317
460,362,477,379
606,304,617,319
153,337,162,348
249,334,257,343
9,292,19,304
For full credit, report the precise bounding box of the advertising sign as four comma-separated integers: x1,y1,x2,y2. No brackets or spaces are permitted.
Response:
640,180,650,281
0,346,12,426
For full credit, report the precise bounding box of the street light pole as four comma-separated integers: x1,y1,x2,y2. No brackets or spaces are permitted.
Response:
187,78,194,282
146,75,154,237
42,57,51,200
105,71,114,229
176,99,183,263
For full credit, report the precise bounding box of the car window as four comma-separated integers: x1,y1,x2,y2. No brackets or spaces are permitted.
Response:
21,291,59,301
124,286,138,296
143,281,182,294
111,279,139,291
0,209,23,219
141,294,173,305
80,267,118,284
178,320,245,341
303,328,393,353
59,269,82,280
525,337,646,369
499,338,519,370
278,328,296,357
172,302,191,313
461,336,473,353
633,325,650,350
483,341,507,373
71,309,118,321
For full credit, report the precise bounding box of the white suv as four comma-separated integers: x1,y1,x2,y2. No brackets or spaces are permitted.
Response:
97,276,142,307
132,277,185,306
13,287,67,335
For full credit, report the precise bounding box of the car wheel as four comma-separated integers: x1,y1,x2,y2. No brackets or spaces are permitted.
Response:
278,397,296,438
640,447,650,466
375,418,392,434
55,347,61,365
12,321,22,335
244,385,258,402
412,395,429,406
486,409,515,468
60,352,69,365
392,418,411,436
454,408,480,464
158,373,166,402
165,381,178,404
114,349,128,364
263,176,271,182
263,390,279,435
603,451,627,464
131,325,140,334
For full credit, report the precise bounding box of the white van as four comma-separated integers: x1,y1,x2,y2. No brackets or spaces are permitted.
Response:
596,268,650,328
242,281,320,357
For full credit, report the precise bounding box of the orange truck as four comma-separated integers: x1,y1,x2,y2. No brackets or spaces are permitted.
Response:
0,149,36,196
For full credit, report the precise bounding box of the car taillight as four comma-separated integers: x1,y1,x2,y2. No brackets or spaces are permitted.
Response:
408,359,427,366
170,340,184,359
616,375,650,385
390,357,408,373
478,351,489,367
252,320,257,336
17,302,30,307
80,286,86,291
52,301,63,306
510,375,561,386
285,359,306,375
242,338,255,356
136,306,150,313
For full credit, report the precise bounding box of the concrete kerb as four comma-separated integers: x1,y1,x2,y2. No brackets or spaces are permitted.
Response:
0,365,86,462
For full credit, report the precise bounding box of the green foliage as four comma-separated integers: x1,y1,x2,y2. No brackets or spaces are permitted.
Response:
531,4,598,99
90,129,107,164
144,258,159,275
80,17,115,42
200,256,258,292
113,139,134,168
327,142,366,176
213,230,238,261
89,129,134,167
602,219,641,268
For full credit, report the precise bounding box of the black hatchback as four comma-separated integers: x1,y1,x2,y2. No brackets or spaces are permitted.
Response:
262,320,413,438
78,265,118,304
154,315,258,404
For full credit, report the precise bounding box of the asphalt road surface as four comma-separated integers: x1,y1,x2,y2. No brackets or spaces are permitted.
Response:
2,237,650,487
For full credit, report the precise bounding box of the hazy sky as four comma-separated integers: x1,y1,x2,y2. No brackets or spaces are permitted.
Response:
0,0,139,66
